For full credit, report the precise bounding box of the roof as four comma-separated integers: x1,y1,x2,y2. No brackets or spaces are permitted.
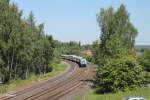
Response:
82,49,92,56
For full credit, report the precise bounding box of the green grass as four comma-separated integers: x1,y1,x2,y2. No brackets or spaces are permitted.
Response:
0,61,68,94
76,87,150,100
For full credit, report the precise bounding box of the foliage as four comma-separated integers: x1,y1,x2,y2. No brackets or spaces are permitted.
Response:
96,55,145,92
0,0,55,83
95,4,145,93
138,50,150,72
91,40,100,64
81,44,93,51
54,40,81,56
97,4,138,50
97,5,138,62
99,35,128,65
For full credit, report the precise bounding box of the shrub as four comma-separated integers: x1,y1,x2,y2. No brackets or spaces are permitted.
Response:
96,55,145,92
138,50,150,72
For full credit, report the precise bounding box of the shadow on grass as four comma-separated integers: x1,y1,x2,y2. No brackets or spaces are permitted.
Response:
80,79,113,94
94,88,114,94
90,80,114,94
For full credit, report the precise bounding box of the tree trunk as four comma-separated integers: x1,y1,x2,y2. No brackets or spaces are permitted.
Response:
14,59,18,79
10,48,15,80
7,52,10,82
25,64,29,79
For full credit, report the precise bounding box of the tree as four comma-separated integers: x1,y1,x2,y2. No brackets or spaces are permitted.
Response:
96,55,145,92
95,4,145,92
0,0,55,83
54,41,82,56
27,11,36,28
138,50,150,72
91,40,100,64
97,5,138,59
96,4,138,65
115,5,138,48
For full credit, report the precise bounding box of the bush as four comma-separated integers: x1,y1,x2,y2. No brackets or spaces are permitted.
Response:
85,56,93,63
138,50,150,72
96,55,145,93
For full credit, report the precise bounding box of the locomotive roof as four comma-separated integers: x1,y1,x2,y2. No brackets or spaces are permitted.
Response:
61,54,84,60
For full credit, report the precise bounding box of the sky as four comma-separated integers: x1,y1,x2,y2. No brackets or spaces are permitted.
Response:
11,0,150,45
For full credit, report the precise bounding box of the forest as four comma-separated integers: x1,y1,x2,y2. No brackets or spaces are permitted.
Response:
0,0,55,83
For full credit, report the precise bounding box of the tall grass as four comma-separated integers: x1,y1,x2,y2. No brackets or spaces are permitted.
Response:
77,87,150,100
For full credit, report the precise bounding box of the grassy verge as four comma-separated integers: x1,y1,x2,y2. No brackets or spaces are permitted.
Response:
76,87,150,100
0,61,68,94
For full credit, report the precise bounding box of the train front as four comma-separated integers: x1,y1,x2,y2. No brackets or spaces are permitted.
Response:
80,58,87,67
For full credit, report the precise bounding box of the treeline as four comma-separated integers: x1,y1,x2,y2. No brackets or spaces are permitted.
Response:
92,4,149,92
0,0,55,83
54,41,81,57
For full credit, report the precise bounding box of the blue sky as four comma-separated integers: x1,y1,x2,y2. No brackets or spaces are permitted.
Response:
11,0,150,45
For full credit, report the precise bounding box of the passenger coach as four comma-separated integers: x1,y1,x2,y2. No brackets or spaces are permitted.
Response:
61,55,87,67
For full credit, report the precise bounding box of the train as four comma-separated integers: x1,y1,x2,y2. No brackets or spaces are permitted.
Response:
61,55,87,67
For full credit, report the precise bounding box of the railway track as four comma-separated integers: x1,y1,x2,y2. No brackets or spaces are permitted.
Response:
48,66,91,100
0,60,93,100
0,61,75,99
25,69,85,100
